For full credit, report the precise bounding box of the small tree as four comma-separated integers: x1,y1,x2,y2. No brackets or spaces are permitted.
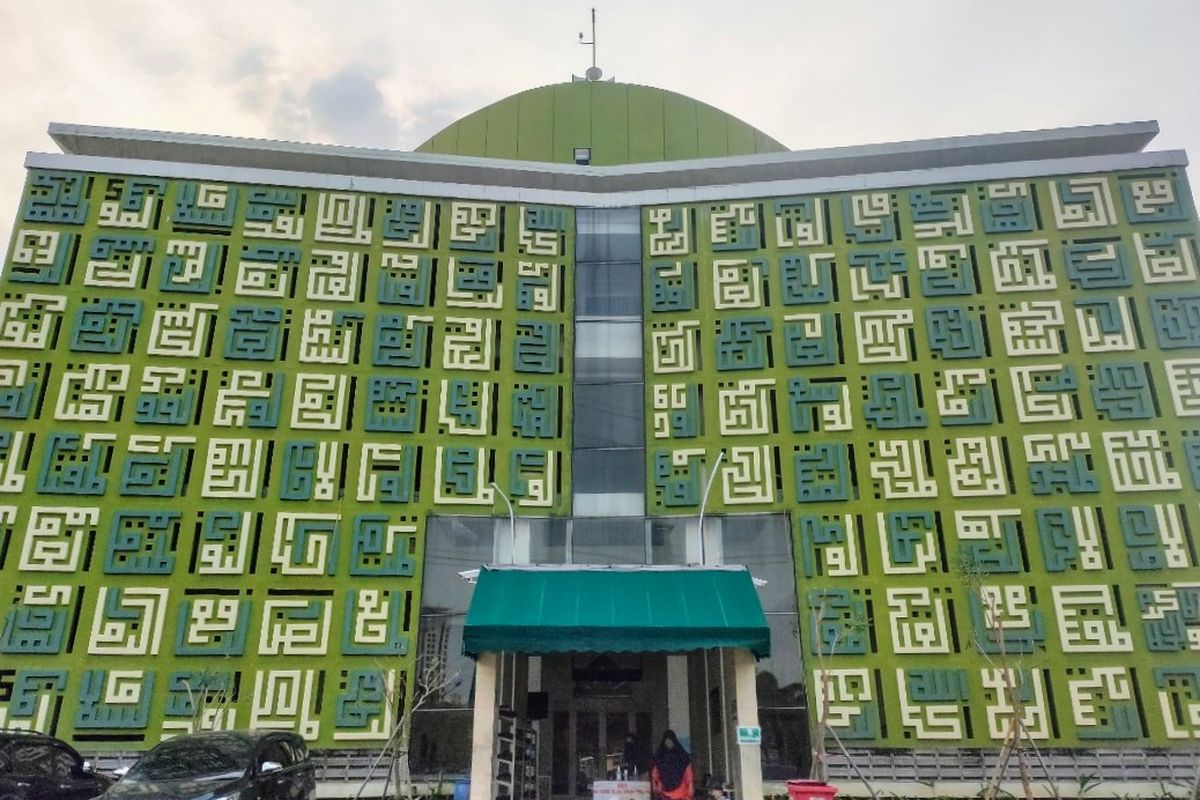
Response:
957,554,1059,800
179,670,235,733
807,592,878,800
356,653,460,800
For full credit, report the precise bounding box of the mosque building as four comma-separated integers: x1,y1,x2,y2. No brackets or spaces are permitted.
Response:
1,68,1198,797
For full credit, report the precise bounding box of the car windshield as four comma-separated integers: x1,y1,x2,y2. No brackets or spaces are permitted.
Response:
125,736,252,782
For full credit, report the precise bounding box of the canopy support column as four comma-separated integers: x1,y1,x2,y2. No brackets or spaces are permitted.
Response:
667,654,691,745
469,651,498,800
734,647,764,800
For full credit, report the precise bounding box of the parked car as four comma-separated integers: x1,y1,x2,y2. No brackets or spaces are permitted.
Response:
98,730,315,800
0,729,114,800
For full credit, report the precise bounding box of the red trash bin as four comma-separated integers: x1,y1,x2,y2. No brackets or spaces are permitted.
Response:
786,780,838,800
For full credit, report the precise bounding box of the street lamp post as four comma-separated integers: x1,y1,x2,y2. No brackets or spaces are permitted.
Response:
490,482,516,564
697,450,725,566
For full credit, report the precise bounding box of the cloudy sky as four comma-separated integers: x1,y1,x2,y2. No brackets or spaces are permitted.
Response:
1,0,1198,253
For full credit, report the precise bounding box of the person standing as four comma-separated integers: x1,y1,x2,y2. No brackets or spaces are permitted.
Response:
650,730,693,800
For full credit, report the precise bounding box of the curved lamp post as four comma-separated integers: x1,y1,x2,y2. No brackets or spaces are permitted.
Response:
697,450,725,565
490,482,516,564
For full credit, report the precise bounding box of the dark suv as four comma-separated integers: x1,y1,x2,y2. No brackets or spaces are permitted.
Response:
99,730,315,800
0,729,114,800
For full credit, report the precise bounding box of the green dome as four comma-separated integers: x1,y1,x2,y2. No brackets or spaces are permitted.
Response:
415,81,787,165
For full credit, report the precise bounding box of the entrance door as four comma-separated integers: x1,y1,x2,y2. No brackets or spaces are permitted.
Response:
544,654,666,800
552,707,653,797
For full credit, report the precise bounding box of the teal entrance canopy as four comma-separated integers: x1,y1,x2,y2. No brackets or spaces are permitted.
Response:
462,565,771,659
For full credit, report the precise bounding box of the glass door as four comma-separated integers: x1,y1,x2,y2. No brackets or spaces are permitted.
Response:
563,709,646,799
575,711,601,796
544,654,667,800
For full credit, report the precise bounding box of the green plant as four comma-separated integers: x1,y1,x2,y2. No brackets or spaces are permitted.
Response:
179,668,235,734
355,655,460,800
805,594,878,800
1074,773,1102,798
957,553,1061,800
1154,778,1192,800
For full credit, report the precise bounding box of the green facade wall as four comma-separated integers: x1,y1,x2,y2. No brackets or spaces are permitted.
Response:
0,170,573,747
4,155,1200,755
642,171,1200,746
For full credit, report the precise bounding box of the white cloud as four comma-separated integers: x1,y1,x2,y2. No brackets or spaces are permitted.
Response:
0,0,1198,256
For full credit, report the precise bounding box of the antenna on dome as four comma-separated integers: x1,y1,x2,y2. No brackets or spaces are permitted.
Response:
576,7,605,82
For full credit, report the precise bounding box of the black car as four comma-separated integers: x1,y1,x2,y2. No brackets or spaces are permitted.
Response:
0,729,114,800
99,731,315,800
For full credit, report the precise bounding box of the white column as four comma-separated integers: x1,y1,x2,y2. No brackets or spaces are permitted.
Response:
469,652,499,800
667,654,691,748
733,648,763,800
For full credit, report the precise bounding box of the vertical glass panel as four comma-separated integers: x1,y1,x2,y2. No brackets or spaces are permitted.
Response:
758,707,811,780
572,449,645,495
552,711,570,795
575,357,643,384
576,233,642,265
573,492,645,518
576,711,601,795
575,321,642,358
705,654,731,783
720,514,796,613
576,207,642,263
650,517,690,565
529,518,569,564
410,709,474,775
634,713,653,773
573,383,644,448
605,713,630,777
577,207,641,235
576,262,643,317
755,614,805,706
571,517,646,565
575,321,643,383
422,516,496,613
416,615,472,707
